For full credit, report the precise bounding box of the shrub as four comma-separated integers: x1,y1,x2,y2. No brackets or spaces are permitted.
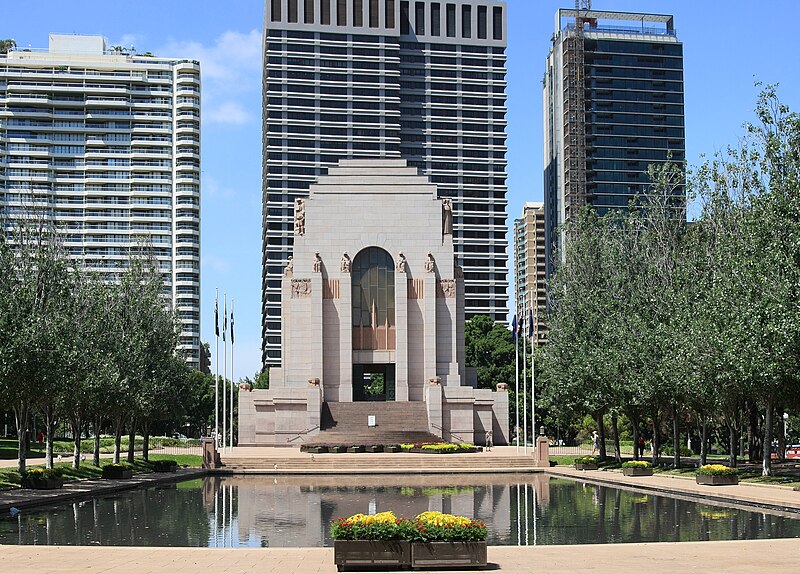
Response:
102,463,133,479
575,455,600,465
621,460,652,469
696,464,738,476
662,446,693,457
421,443,459,452
152,459,178,472
24,467,63,480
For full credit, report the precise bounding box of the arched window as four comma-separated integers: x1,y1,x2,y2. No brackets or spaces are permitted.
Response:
352,247,395,350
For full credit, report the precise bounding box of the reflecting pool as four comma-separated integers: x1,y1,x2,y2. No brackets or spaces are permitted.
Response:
1,474,799,547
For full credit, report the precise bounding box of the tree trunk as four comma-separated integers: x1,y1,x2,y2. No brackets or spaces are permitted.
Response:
631,414,640,461
113,419,123,464
776,404,786,461
728,423,738,468
14,403,30,476
651,411,660,466
93,418,102,467
127,419,136,464
44,404,58,470
700,416,708,467
748,404,759,463
672,404,680,469
611,413,621,463
70,415,82,469
762,395,774,477
142,422,151,462
596,412,607,460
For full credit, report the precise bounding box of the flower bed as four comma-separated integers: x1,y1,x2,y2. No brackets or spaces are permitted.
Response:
331,511,487,570
696,464,739,485
400,442,480,454
574,455,600,470
101,463,133,479
621,460,653,476
23,468,64,490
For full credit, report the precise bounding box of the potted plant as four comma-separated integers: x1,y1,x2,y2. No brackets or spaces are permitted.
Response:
330,445,346,454
152,459,178,473
383,444,401,453
365,445,382,453
23,467,64,490
347,445,365,453
574,455,600,470
621,460,653,476
102,462,134,479
331,512,412,570
302,445,328,454
696,464,739,486
409,511,488,569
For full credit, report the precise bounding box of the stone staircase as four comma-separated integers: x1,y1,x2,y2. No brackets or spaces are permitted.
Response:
306,401,444,446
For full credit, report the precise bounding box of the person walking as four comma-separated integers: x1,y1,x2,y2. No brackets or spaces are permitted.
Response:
485,430,493,452
638,435,646,458
591,431,600,455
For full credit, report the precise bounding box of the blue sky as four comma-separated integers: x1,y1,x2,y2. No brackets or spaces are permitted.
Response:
5,1,799,379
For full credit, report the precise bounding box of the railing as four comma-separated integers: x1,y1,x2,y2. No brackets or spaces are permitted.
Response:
429,423,468,445
546,439,619,458
564,23,677,37
286,425,320,443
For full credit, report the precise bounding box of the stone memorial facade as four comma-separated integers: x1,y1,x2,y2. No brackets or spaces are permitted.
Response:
239,160,509,446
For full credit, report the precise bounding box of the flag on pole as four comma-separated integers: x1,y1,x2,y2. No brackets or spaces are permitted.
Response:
223,298,227,343
511,315,518,343
230,302,234,345
214,295,219,337
528,308,534,339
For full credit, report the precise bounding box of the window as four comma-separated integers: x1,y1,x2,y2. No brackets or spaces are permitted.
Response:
386,0,395,28
271,0,281,21
321,0,331,24
288,0,298,23
430,2,440,35
446,3,456,37
352,247,395,350
477,5,487,39
304,0,315,23
353,0,363,26
337,0,347,25
414,1,425,35
462,4,471,38
493,6,503,40
400,1,410,34
369,0,379,27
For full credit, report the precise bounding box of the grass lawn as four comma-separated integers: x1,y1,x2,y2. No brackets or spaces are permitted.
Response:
0,438,45,460
0,454,203,489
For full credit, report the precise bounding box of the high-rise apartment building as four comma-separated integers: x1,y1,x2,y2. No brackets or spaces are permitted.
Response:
513,201,546,346
543,9,685,272
0,34,201,366
262,0,509,366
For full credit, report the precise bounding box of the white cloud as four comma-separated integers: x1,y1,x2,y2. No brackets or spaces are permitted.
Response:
202,253,231,274
157,30,262,126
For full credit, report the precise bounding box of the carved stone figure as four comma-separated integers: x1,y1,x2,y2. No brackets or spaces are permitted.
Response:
294,198,305,236
424,252,435,273
440,279,456,298
340,252,351,273
455,264,464,278
312,252,322,273
396,252,407,273
284,256,294,277
442,198,453,235
291,278,311,298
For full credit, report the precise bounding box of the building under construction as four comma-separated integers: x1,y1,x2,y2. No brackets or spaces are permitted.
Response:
542,7,685,275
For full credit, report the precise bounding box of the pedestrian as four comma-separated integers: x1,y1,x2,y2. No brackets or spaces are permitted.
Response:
591,431,600,455
485,429,493,452
638,435,646,458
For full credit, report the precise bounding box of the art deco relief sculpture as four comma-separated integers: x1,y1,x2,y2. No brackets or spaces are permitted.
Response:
340,252,351,273
424,251,435,273
442,198,453,235
440,279,456,298
396,252,407,272
291,278,311,298
313,252,322,273
294,198,305,236
284,256,294,277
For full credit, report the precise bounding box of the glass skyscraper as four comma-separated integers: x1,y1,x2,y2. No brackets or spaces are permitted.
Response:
543,8,685,274
263,0,509,366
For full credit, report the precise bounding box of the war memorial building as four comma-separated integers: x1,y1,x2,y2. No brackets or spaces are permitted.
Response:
239,159,509,446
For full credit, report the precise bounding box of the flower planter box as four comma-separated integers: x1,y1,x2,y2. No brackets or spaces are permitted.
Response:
411,541,488,569
304,446,328,454
622,467,653,477
333,540,411,571
575,463,598,471
696,474,738,486
365,445,382,453
383,445,400,453
347,446,365,453
23,477,64,490
330,446,347,454
102,468,133,479
152,463,178,473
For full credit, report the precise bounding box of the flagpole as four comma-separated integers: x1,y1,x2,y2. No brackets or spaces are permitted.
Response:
214,289,219,450
514,315,519,454
230,299,235,451
522,297,528,455
223,293,228,455
531,308,536,443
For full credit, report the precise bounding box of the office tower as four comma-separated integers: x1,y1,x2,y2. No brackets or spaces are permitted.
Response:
263,0,508,367
513,202,547,346
543,8,685,272
0,34,201,366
